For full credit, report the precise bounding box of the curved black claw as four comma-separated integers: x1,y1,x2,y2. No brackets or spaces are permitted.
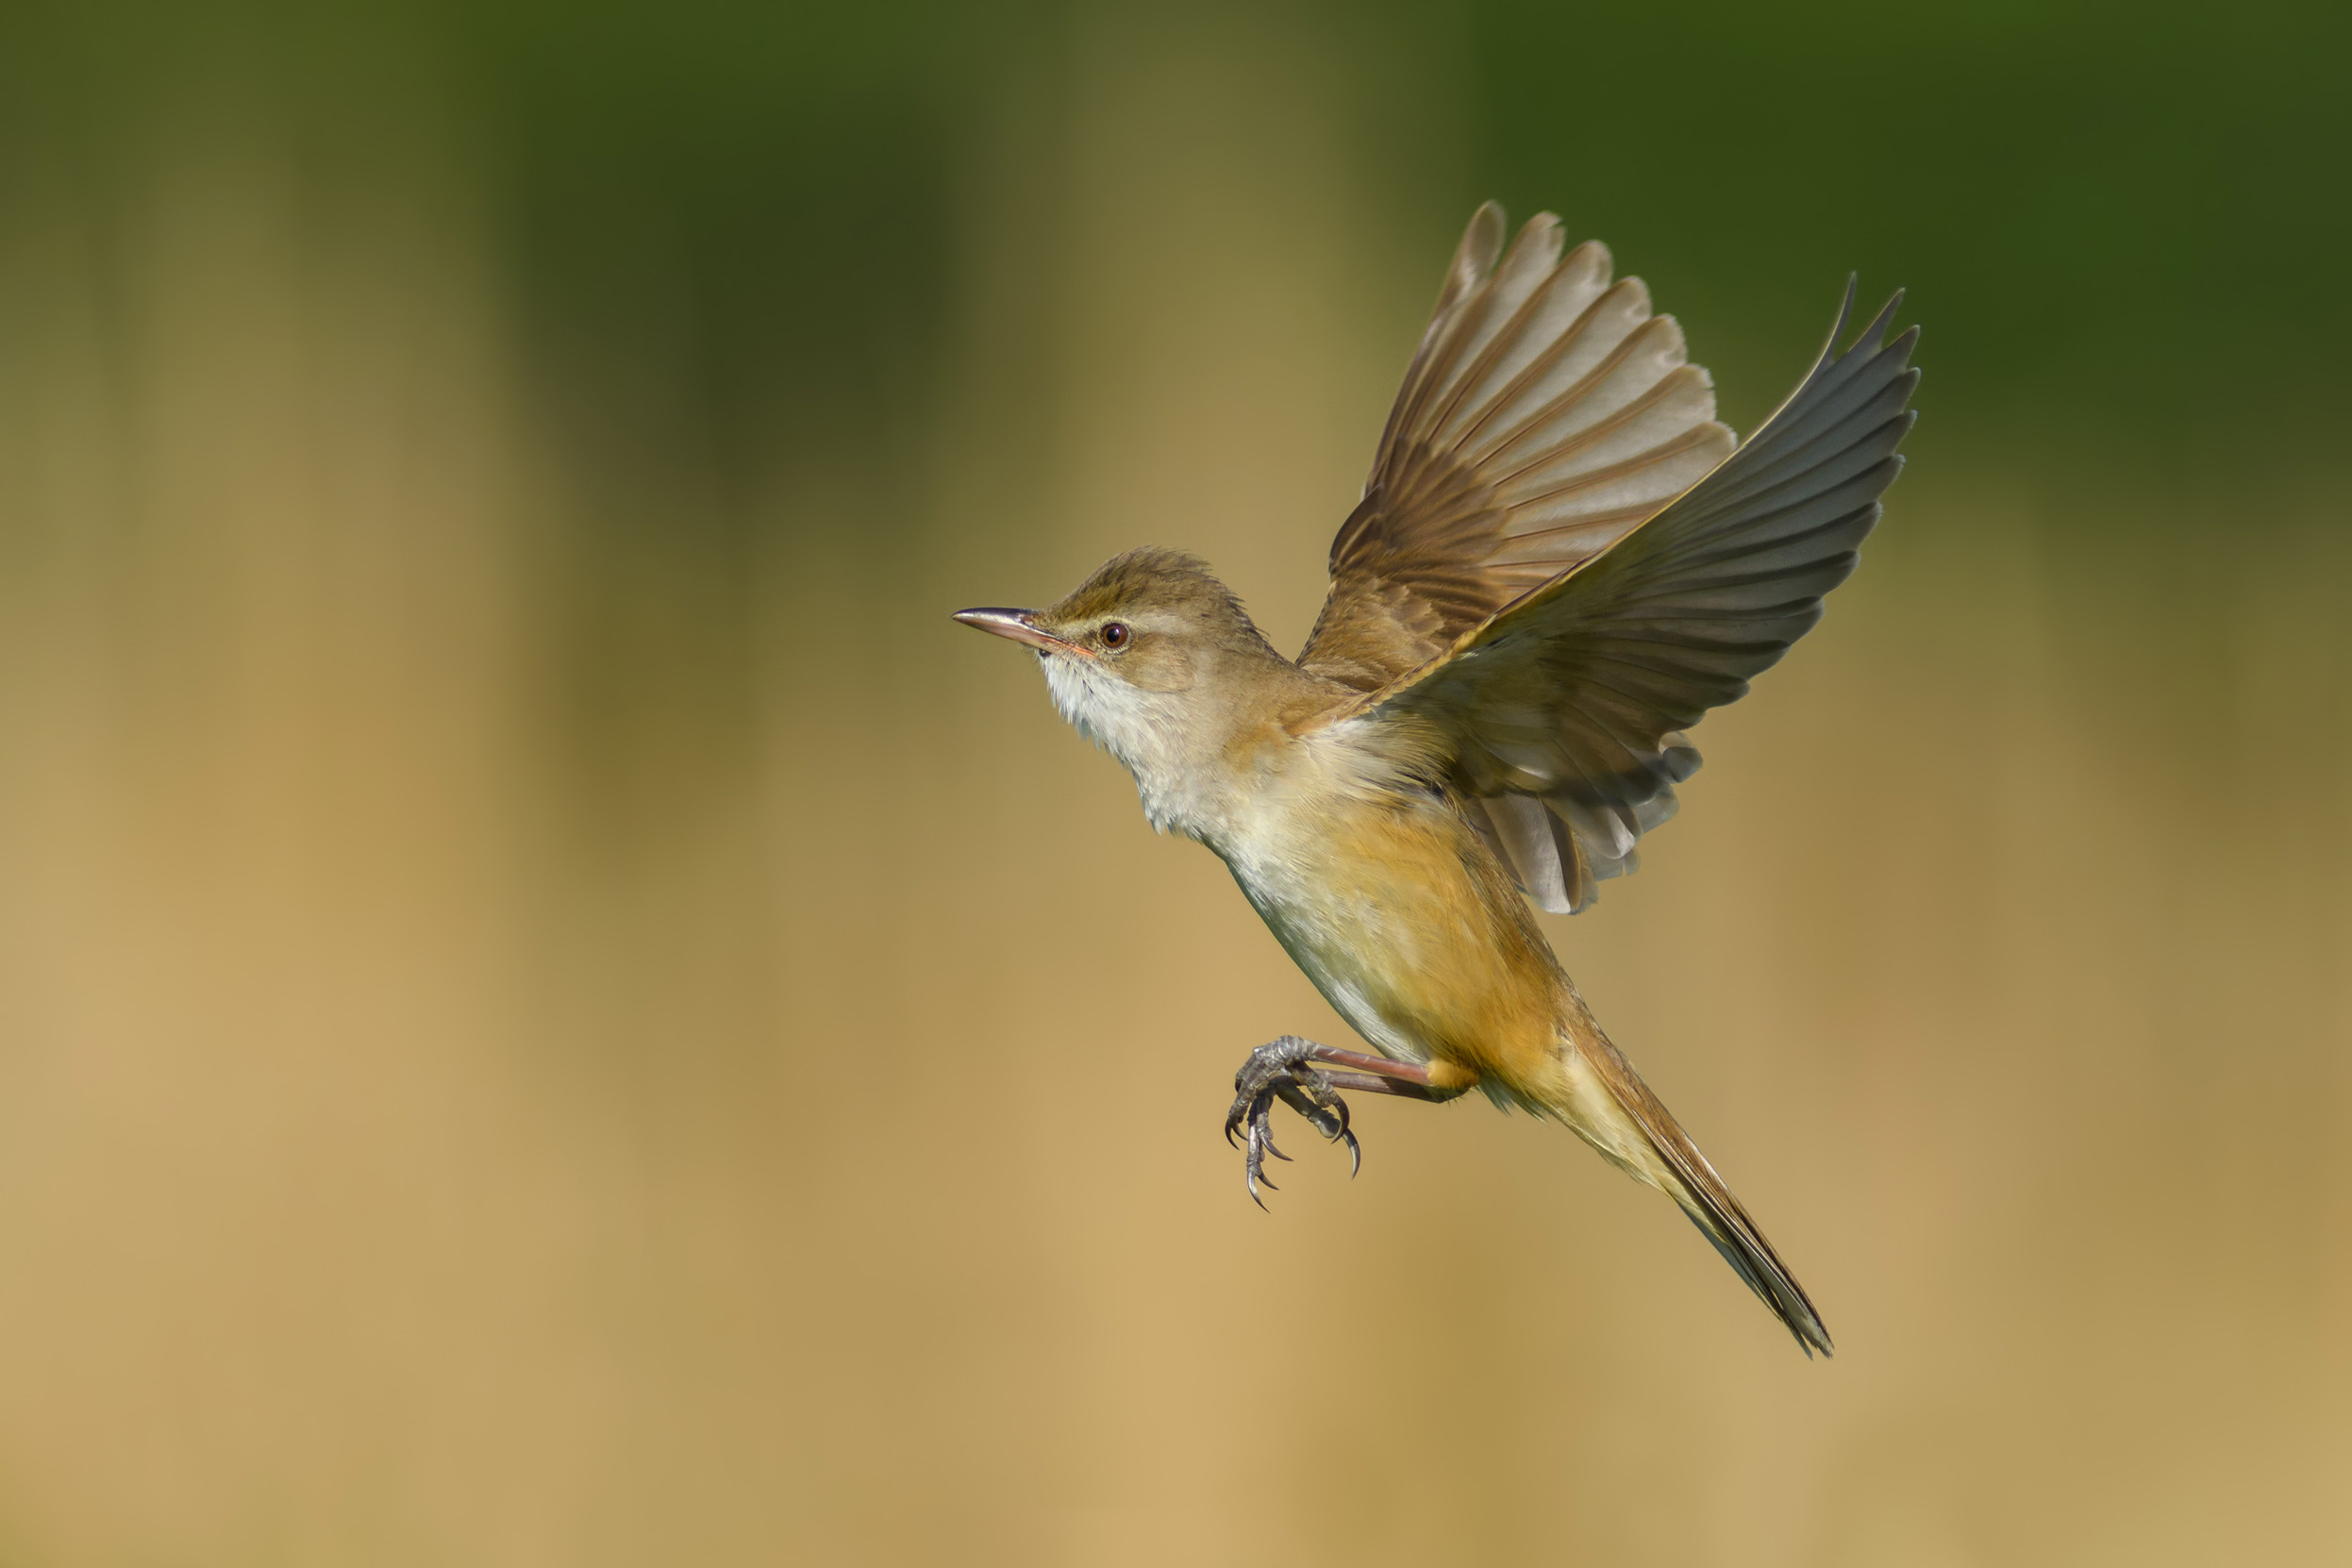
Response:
1223,1036,1363,1206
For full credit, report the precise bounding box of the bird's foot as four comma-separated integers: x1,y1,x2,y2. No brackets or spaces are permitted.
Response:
1224,1035,1359,1208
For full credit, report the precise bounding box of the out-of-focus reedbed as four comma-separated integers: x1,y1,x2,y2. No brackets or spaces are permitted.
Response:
0,1,2345,1563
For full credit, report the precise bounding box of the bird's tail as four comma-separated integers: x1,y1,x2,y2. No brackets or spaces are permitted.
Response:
1537,1030,1834,1357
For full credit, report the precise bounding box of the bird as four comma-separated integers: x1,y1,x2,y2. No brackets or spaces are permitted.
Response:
954,202,1917,1355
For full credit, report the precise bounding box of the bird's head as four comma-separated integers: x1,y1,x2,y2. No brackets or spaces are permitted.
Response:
954,547,1288,819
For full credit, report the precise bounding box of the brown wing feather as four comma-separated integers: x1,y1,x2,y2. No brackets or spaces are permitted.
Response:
1301,203,1736,697
1334,280,1922,912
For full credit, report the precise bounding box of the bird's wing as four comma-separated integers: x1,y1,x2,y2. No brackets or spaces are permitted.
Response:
1298,203,1738,694
1331,282,1920,912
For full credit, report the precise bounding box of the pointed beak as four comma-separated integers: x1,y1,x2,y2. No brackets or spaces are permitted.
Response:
952,607,1074,654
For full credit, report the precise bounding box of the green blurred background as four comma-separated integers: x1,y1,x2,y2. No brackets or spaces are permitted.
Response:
0,0,2346,1562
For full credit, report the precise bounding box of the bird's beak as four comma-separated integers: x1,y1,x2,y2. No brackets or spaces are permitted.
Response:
952,607,1075,654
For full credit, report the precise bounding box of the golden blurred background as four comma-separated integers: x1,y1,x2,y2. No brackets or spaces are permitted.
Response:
0,0,2347,1561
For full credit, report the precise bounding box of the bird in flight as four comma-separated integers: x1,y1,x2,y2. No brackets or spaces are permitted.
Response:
956,203,1917,1354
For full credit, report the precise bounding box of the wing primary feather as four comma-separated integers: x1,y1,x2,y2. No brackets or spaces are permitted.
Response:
1732,286,1910,469
1470,281,1664,476
1445,249,1627,458
1413,216,1572,451
1446,242,1620,458
1695,359,1918,514
1366,204,1508,488
1374,210,1516,486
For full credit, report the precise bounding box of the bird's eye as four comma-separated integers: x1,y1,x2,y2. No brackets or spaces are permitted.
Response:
1099,622,1130,649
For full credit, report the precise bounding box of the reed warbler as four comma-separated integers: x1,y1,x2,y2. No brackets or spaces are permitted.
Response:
956,204,1917,1354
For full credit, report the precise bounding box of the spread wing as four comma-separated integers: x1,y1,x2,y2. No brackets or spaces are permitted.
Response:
1298,203,1738,694
1342,281,1921,912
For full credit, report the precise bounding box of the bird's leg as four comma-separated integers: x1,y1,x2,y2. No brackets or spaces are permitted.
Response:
1223,1035,1450,1207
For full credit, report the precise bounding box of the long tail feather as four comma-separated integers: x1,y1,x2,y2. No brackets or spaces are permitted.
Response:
1558,1034,1834,1357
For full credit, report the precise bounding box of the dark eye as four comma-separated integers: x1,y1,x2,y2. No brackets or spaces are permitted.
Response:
1099,622,1130,649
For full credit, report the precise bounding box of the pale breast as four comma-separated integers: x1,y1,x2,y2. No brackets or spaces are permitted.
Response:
1217,777,1564,1077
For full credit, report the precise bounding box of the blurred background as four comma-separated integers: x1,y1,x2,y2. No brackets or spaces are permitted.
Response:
0,0,2346,1561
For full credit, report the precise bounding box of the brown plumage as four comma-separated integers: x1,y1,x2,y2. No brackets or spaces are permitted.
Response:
956,204,1918,1356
